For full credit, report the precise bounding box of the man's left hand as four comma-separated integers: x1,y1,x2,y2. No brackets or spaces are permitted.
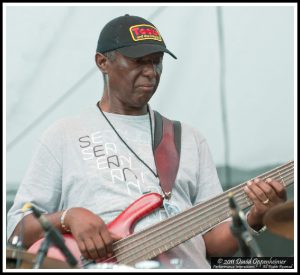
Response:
244,178,287,231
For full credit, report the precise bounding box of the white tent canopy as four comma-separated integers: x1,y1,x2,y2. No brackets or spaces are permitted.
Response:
5,4,295,190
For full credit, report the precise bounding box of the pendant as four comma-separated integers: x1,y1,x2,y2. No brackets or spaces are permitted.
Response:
163,200,181,217
163,191,172,200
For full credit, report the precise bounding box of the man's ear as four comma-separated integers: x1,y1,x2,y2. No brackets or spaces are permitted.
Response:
95,53,109,74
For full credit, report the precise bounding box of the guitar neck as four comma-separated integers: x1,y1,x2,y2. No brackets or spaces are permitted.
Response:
112,160,294,266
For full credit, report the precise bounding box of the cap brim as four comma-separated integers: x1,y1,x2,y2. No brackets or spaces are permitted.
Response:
117,44,177,59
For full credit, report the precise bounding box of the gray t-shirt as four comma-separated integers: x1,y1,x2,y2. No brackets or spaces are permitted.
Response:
7,105,223,269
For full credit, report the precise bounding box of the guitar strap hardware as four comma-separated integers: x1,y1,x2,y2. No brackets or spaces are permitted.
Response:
153,111,181,200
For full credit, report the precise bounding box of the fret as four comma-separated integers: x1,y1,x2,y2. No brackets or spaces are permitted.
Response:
245,195,251,206
278,170,286,187
114,161,294,266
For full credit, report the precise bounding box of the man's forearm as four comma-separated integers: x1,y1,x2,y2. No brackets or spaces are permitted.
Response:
8,212,64,248
203,221,239,257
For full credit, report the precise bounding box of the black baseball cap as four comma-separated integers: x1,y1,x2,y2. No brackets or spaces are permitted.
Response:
96,14,177,59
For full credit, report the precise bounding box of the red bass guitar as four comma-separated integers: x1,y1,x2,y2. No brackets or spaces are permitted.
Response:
28,161,294,267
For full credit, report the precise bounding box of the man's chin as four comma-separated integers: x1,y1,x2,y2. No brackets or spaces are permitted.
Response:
136,93,155,106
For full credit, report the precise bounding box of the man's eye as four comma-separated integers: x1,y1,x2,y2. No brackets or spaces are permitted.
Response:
154,59,162,65
128,57,139,63
131,58,143,65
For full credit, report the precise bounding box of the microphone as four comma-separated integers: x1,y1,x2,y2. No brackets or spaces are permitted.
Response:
228,193,263,257
28,204,78,267
228,193,252,257
228,193,249,229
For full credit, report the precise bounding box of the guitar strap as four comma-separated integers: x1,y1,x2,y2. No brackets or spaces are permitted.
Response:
153,110,181,200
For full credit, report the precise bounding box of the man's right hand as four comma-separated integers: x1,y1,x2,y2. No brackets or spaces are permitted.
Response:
64,207,121,260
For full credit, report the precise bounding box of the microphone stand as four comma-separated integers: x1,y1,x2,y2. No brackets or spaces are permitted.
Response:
33,231,51,269
28,204,78,267
230,221,252,257
229,195,263,257
241,229,263,257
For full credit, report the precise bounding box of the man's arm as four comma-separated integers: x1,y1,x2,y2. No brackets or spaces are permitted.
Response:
8,208,120,261
8,212,63,249
203,221,239,257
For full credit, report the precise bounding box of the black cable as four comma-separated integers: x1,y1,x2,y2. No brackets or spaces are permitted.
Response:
33,232,51,269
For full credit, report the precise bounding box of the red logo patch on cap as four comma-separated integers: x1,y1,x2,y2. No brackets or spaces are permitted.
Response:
129,24,162,42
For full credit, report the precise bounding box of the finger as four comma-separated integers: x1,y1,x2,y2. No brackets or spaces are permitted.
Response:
244,184,265,206
246,179,269,203
77,239,89,260
93,234,107,259
255,179,277,201
266,178,287,200
111,232,122,241
99,229,114,257
84,238,99,260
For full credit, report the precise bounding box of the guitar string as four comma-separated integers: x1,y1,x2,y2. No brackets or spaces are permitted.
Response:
116,172,294,265
101,165,293,264
111,163,293,253
108,167,294,264
126,174,295,265
92,163,294,265
122,173,294,265
89,178,292,266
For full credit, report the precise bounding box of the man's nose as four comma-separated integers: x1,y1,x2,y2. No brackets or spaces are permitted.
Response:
141,61,157,78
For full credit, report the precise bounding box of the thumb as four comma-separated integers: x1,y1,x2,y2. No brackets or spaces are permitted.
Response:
110,232,123,241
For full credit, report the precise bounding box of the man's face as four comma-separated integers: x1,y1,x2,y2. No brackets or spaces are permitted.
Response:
106,51,163,110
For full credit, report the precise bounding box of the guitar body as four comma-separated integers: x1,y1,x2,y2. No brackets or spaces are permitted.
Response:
28,193,164,267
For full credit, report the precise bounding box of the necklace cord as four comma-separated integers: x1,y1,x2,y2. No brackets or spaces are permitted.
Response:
96,102,158,178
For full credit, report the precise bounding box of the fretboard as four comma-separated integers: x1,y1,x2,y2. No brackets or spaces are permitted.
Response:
112,160,294,266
